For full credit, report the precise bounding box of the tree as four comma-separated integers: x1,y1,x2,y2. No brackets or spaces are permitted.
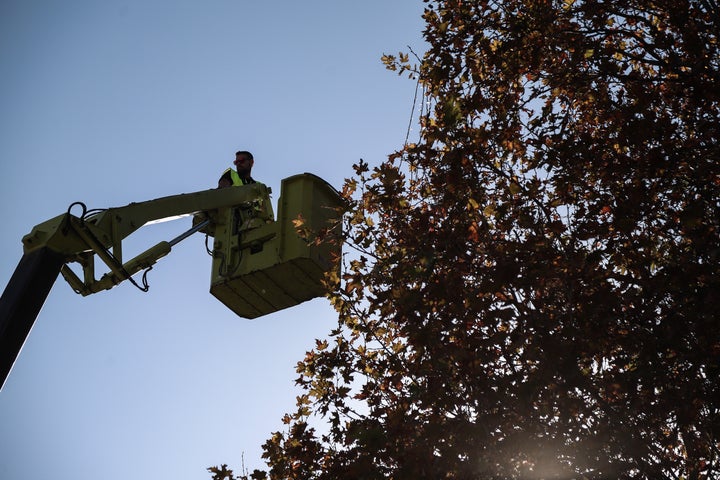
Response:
258,0,720,478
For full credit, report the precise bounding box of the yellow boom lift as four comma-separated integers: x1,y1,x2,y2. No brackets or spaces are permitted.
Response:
0,173,343,390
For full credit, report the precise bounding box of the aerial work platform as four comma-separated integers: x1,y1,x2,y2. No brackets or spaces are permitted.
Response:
208,173,344,318
0,172,344,389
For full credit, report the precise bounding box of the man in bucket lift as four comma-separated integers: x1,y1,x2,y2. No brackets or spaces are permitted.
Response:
218,150,256,188
215,150,270,234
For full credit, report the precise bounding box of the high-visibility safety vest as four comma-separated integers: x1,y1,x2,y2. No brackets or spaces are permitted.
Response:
223,168,255,186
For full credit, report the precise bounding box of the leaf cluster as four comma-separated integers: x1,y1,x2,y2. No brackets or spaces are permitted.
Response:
234,0,720,478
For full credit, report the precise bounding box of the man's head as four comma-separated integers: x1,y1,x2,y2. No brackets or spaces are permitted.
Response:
234,150,254,177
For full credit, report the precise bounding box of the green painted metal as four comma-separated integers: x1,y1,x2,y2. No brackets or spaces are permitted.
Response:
22,185,271,258
0,173,343,389
209,173,343,318
15,173,341,316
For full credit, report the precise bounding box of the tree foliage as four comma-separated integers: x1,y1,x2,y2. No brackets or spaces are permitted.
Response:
258,0,720,478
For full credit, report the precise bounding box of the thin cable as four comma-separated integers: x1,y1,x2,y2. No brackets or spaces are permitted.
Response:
82,208,107,221
404,45,425,149
404,76,422,148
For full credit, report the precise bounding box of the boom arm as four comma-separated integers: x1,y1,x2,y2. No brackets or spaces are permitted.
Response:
0,174,343,391
0,183,274,390
0,248,65,391
23,184,273,295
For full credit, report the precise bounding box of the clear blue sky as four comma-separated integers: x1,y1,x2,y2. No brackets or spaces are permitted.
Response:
0,1,425,478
